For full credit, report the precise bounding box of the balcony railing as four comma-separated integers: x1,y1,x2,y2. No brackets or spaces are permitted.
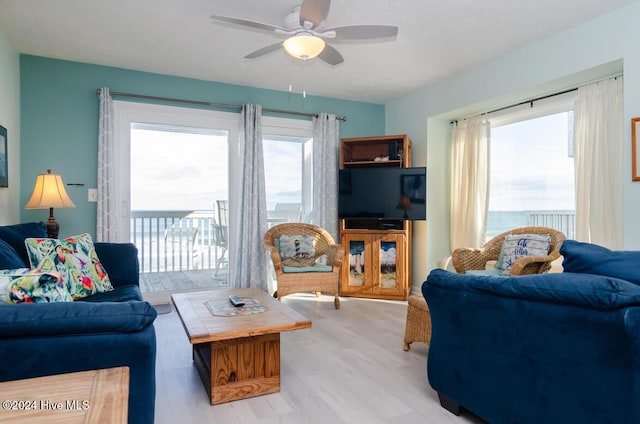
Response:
485,210,576,242
131,210,223,273
132,209,575,274
525,210,576,240
130,208,297,274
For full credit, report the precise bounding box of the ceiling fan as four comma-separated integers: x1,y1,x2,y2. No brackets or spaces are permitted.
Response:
210,0,398,65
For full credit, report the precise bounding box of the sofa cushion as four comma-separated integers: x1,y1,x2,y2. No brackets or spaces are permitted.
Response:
79,284,143,303
0,268,72,303
278,234,316,264
0,222,46,266
426,268,640,310
0,238,25,269
94,242,140,287
561,240,640,285
25,233,114,299
0,300,157,338
496,233,551,275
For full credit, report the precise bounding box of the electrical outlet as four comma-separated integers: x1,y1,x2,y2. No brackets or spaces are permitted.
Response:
88,188,98,202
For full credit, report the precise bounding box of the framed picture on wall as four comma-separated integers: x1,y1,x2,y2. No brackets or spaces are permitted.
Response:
0,125,7,188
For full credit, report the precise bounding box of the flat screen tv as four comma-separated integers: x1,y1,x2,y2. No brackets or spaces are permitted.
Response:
338,167,426,221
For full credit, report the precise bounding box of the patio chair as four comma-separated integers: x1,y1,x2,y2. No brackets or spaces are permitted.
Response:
163,219,199,270
212,200,228,276
274,202,302,222
264,223,344,309
452,226,566,276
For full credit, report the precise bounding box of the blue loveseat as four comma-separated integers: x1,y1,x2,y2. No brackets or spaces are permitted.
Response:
0,222,157,424
423,240,640,424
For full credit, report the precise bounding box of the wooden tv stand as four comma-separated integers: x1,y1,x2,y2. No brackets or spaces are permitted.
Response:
338,135,413,301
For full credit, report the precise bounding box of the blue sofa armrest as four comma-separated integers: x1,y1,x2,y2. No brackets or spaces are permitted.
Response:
94,242,140,288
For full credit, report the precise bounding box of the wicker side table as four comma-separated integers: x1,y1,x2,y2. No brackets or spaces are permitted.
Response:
403,294,432,351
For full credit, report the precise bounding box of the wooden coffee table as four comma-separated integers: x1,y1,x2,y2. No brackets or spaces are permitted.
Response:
171,288,311,405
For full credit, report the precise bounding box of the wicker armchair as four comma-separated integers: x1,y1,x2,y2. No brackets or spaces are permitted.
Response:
452,226,566,276
264,223,344,309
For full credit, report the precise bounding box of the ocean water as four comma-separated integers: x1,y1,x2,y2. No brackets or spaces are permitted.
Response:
485,210,575,241
485,211,528,239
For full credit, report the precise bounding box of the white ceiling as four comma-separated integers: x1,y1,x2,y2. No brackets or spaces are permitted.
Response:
0,0,635,104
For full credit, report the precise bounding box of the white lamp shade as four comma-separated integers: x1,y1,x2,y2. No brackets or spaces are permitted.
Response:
283,35,325,60
25,170,76,209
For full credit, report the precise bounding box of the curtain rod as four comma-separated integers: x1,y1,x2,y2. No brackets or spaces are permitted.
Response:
450,88,577,125
451,73,622,124
484,87,578,116
96,89,347,122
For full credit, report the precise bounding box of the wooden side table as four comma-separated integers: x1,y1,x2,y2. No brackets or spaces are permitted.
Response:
403,294,432,351
0,366,129,424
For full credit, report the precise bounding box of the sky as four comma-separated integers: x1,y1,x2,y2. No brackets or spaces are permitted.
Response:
130,128,303,212
489,111,575,212
130,129,228,211
130,112,574,215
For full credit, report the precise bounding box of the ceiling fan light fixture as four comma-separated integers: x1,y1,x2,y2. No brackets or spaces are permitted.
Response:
283,35,325,60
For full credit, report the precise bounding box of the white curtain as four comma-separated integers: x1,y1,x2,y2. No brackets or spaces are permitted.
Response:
450,115,491,249
96,87,118,242
573,77,623,248
233,104,269,291
312,113,340,241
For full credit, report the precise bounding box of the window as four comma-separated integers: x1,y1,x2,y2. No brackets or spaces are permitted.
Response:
487,96,576,241
262,117,313,224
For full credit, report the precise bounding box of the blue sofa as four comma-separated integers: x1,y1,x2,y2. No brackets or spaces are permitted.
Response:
0,222,157,424
423,240,640,424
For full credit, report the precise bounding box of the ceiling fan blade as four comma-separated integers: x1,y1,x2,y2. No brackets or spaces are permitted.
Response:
299,0,331,29
211,14,286,32
244,42,283,59
317,44,343,66
328,25,398,40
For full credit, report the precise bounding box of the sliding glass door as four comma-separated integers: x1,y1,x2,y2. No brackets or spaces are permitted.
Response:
113,104,314,296
114,102,239,294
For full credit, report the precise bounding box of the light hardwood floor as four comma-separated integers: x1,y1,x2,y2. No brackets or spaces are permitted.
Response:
154,292,485,424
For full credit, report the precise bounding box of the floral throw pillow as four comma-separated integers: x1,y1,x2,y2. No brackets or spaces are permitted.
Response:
0,268,71,303
277,234,316,266
497,233,552,276
25,233,114,300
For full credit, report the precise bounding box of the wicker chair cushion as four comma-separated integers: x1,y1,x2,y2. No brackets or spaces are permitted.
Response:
496,233,551,275
465,269,501,276
282,264,333,273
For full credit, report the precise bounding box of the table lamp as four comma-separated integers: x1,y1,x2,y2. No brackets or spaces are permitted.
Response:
25,169,76,238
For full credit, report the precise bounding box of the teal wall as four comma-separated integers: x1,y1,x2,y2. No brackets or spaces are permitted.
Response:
0,29,20,225
19,55,385,237
386,0,640,288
